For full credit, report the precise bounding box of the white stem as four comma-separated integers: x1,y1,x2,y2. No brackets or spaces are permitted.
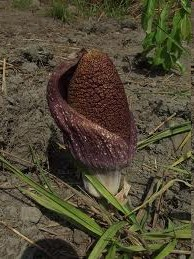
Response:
82,169,122,198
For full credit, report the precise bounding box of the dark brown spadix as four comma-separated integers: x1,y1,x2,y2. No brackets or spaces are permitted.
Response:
47,49,137,197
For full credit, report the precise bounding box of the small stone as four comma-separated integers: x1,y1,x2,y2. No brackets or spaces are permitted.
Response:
21,206,42,223
57,37,69,44
0,193,10,202
21,62,38,73
68,38,77,44
0,175,7,183
67,52,78,60
80,22,97,34
165,190,174,200
3,206,18,218
49,59,57,68
120,19,137,30
73,229,89,245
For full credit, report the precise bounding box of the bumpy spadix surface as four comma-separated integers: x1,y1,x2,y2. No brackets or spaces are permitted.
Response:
47,49,136,170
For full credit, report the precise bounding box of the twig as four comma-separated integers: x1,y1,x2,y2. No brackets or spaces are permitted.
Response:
0,221,53,258
97,11,105,22
0,60,14,69
39,227,58,236
2,58,7,95
171,249,191,255
148,113,176,136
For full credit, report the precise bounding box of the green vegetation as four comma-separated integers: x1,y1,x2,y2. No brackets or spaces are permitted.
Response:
141,0,191,72
49,0,132,21
49,0,72,22
12,0,33,10
0,121,191,258
12,0,191,73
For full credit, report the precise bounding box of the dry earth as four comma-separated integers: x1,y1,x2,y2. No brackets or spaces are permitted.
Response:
0,1,191,258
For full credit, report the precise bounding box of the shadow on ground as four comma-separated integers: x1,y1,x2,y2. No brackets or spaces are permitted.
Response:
21,238,79,259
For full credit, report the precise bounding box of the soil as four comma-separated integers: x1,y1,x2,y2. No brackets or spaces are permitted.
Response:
0,1,191,258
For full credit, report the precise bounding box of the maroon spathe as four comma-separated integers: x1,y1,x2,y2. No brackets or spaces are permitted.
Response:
47,49,137,170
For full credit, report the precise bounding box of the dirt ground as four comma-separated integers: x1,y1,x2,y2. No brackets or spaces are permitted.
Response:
0,1,191,258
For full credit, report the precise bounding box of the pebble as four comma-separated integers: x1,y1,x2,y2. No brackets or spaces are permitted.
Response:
73,229,89,245
21,62,38,73
120,19,137,30
21,206,42,223
67,52,78,60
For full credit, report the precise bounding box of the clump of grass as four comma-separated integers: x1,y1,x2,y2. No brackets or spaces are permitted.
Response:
12,0,32,10
49,0,72,22
74,0,131,18
49,0,132,22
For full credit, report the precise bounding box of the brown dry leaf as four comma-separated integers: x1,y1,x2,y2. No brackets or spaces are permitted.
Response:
115,178,131,204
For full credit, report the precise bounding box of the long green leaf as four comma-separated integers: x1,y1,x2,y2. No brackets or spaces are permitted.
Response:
180,13,191,41
155,3,169,44
137,122,191,150
154,239,177,259
105,244,117,259
128,179,191,215
117,243,164,252
0,155,103,236
21,188,103,235
143,224,191,240
88,221,127,259
84,172,140,229
181,0,191,13
84,172,129,214
142,0,157,33
171,151,192,167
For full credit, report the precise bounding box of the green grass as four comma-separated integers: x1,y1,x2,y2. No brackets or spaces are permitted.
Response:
0,121,191,258
49,0,132,22
12,0,33,10
49,0,72,22
0,154,191,258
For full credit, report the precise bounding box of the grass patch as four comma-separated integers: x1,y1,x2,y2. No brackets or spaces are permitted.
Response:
49,0,72,22
49,0,132,22
0,154,191,258
12,0,32,10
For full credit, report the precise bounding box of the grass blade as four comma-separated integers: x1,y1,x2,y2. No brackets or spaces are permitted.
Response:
0,155,103,236
129,179,191,215
154,239,177,259
166,165,191,176
137,122,191,150
84,172,141,228
171,151,192,167
88,221,127,259
105,244,117,259
117,243,164,252
143,224,191,240
177,131,191,151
